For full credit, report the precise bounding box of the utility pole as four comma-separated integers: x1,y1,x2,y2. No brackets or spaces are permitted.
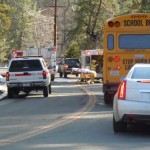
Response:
46,1,65,51
54,0,57,48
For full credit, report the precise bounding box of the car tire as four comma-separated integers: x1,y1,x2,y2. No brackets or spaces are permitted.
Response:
43,86,49,97
51,74,55,81
113,115,127,133
64,73,67,78
104,92,111,104
104,92,114,104
7,87,13,98
23,89,30,96
14,89,19,95
49,83,51,94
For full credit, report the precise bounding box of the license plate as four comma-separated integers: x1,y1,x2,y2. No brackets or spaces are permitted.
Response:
23,83,30,87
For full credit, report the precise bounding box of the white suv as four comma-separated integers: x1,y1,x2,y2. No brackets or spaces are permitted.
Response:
6,57,51,98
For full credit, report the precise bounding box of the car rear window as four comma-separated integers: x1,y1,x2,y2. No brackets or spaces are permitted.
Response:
9,60,43,72
131,67,150,79
65,59,80,65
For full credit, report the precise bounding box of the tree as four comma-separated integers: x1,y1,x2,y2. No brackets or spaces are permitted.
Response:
0,0,41,62
0,4,11,36
65,0,120,58
7,0,40,50
0,4,12,62
139,0,150,13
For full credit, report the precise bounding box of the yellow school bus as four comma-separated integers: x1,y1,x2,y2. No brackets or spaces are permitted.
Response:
103,13,150,104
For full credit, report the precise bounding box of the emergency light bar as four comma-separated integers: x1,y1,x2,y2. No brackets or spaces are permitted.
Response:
84,49,103,56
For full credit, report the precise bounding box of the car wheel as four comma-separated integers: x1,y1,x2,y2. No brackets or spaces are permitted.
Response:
113,115,127,133
51,74,55,81
23,89,31,96
49,83,51,94
43,86,49,97
7,87,13,98
14,89,19,95
104,92,113,104
60,72,63,77
64,73,67,78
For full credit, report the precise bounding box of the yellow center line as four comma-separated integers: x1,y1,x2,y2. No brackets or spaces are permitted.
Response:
0,85,96,146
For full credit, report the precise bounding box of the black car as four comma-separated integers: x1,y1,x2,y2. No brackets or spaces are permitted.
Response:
58,58,81,78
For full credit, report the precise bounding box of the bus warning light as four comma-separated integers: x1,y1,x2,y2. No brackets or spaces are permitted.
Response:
116,65,121,70
115,21,120,27
108,21,114,27
114,56,120,62
108,56,113,62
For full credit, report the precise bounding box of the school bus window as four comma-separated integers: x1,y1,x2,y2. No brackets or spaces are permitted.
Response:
119,34,150,49
85,56,90,64
107,34,114,50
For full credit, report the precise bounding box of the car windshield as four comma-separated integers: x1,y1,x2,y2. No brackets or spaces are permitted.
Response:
9,60,43,72
131,67,150,79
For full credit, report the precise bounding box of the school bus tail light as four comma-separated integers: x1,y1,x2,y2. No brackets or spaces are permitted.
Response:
116,65,121,70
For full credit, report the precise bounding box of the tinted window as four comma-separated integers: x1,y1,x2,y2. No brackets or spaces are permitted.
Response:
85,56,90,64
131,67,150,79
64,59,81,68
9,60,43,72
65,59,80,65
119,34,150,49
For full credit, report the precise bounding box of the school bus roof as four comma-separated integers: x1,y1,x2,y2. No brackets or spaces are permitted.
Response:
104,13,150,32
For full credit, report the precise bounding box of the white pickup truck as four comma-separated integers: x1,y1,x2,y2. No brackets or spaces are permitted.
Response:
6,57,51,98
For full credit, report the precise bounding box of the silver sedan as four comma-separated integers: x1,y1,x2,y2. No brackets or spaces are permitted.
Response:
113,63,150,132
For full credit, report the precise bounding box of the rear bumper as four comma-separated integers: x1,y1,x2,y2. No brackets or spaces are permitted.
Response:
114,99,150,123
65,69,72,74
103,83,120,93
7,81,47,88
122,114,150,123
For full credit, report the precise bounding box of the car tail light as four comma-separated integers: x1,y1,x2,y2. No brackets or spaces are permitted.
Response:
118,80,126,100
42,70,47,79
65,65,68,70
6,72,10,81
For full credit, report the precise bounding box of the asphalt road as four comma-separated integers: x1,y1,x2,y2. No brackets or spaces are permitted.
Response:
0,75,150,150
